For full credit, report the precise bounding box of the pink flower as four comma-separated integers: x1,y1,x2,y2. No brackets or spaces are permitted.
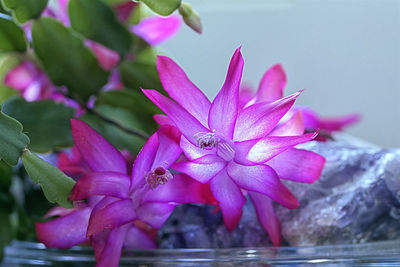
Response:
113,1,137,23
84,40,120,71
4,61,84,112
142,48,326,245
130,15,182,46
36,119,214,267
240,63,360,138
4,61,55,102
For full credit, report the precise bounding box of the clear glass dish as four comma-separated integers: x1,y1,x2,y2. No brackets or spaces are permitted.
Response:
2,240,400,267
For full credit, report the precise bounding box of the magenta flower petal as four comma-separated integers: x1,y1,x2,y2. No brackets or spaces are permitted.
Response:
36,208,91,249
114,1,137,22
172,154,226,183
92,224,130,267
44,206,74,218
157,55,211,126
180,136,214,160
227,162,299,209
235,132,318,164
151,125,182,169
70,119,127,174
255,63,286,103
318,113,361,132
208,47,244,139
84,40,120,71
238,85,255,110
234,91,301,141
124,226,156,249
87,199,136,236
153,114,175,126
4,61,36,90
142,89,210,145
209,170,245,231
131,132,158,189
135,203,175,229
267,148,326,183
57,0,70,26
69,172,131,200
270,111,304,136
144,173,215,204
23,81,43,101
296,107,320,130
90,229,111,263
130,15,182,45
249,192,281,246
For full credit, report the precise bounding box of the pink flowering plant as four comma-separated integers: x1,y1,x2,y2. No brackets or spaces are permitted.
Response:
0,0,359,266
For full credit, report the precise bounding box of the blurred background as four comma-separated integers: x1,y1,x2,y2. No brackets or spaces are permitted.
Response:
161,0,400,147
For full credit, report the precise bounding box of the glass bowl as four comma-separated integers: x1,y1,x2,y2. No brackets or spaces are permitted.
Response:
2,240,400,266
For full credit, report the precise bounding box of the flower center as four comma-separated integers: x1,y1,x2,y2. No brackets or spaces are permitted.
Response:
194,130,220,150
145,167,173,189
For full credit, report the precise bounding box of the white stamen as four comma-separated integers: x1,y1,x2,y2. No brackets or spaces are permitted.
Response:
194,130,220,150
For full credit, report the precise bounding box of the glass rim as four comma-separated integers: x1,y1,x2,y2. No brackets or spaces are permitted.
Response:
4,240,400,265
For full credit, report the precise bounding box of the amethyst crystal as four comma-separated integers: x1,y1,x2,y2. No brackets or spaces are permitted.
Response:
158,202,273,248
276,140,400,246
158,138,400,247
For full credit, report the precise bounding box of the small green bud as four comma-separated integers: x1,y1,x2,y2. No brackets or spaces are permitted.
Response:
178,2,202,34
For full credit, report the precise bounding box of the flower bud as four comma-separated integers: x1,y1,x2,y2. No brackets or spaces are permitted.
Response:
178,2,202,34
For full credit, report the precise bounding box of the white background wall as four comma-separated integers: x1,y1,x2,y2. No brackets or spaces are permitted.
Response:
160,0,400,147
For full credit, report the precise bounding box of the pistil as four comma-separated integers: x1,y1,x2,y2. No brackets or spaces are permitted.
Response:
145,167,173,189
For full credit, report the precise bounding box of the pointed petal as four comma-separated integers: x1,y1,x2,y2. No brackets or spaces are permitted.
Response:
234,132,317,165
87,199,136,236
135,203,175,229
70,119,127,173
172,154,226,183
90,196,118,213
144,173,216,204
151,125,182,169
270,111,304,136
210,170,245,231
84,40,120,71
130,15,181,45
318,113,360,132
234,91,301,141
36,208,91,249
296,106,319,130
69,172,131,200
180,136,214,160
255,63,286,103
157,55,211,126
131,132,158,189
153,114,175,126
208,48,244,139
142,89,209,145
249,192,281,246
124,226,156,249
44,206,74,218
227,162,299,209
267,148,325,183
93,224,130,267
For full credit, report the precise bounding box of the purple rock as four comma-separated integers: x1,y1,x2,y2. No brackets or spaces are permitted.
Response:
158,138,400,247
157,202,273,248
276,140,400,246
